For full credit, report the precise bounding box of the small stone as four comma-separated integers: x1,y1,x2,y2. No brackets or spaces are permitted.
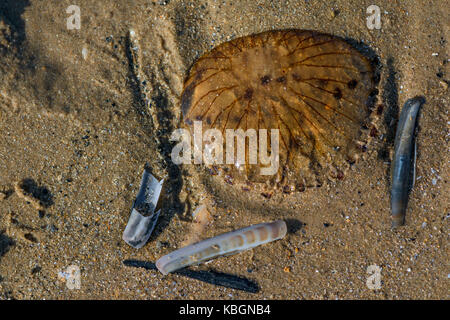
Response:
31,266,42,275
328,8,340,20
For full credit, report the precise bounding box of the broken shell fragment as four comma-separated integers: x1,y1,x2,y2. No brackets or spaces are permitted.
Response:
156,220,287,275
181,204,213,247
122,169,164,248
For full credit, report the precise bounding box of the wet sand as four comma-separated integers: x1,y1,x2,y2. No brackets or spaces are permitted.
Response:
0,0,448,299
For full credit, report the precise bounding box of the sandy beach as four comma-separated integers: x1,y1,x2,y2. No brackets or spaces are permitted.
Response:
0,0,448,299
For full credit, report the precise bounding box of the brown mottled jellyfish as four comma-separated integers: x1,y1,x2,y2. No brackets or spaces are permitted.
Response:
181,30,377,191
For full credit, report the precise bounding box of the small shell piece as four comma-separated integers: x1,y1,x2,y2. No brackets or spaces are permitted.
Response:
156,220,287,275
81,47,88,60
122,169,164,248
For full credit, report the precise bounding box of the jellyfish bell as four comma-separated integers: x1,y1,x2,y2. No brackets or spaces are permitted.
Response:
180,29,378,193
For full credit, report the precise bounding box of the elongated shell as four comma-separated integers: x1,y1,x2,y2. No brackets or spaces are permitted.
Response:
156,220,287,275
390,96,424,227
